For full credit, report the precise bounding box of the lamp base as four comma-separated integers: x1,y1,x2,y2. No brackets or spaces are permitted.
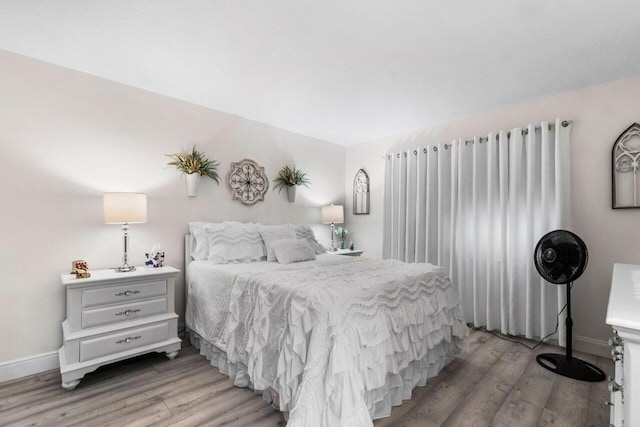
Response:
114,265,136,273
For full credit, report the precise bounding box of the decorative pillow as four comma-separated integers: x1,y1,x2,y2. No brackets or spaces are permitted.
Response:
259,224,297,262
272,239,316,265
206,223,266,264
295,225,327,255
189,222,224,260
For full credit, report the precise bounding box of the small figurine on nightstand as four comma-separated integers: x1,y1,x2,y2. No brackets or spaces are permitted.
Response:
350,242,354,250
70,260,90,278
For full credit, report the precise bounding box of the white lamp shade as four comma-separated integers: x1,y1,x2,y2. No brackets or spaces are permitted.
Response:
322,204,344,224
103,193,147,224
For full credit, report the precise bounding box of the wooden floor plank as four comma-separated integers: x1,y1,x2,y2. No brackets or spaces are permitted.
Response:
544,376,591,424
154,386,267,427
585,355,614,427
59,365,222,426
441,343,532,427
100,402,173,427
399,336,513,426
0,370,60,399
538,408,582,427
0,368,159,424
0,330,612,427
22,354,216,426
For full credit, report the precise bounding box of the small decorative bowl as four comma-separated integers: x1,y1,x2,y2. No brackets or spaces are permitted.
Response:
145,252,165,268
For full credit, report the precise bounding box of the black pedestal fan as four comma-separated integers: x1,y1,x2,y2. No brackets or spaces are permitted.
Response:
533,230,605,382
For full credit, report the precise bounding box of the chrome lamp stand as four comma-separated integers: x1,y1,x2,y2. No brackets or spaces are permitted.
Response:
115,223,136,272
329,222,338,252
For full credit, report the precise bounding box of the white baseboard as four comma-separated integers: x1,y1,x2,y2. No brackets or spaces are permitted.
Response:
574,335,610,359
0,351,59,383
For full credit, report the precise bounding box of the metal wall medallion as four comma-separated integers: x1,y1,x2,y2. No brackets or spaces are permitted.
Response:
612,123,640,209
353,169,370,215
226,159,269,205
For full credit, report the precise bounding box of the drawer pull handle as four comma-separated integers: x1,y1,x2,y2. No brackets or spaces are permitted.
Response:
611,348,623,362
115,309,141,316
609,336,623,347
608,378,623,393
116,335,141,344
115,290,141,297
604,400,614,406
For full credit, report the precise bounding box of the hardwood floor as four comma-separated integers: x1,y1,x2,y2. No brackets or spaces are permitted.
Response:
0,330,612,426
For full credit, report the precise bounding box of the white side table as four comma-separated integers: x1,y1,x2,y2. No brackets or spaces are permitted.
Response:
327,249,364,257
58,266,181,390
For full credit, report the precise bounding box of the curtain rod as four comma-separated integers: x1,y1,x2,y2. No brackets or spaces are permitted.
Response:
384,120,573,158
463,120,572,145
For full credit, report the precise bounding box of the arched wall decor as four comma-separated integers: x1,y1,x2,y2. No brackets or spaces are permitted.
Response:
612,123,640,209
226,159,269,205
353,168,370,215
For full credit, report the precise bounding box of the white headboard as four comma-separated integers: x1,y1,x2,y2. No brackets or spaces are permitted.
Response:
184,235,194,300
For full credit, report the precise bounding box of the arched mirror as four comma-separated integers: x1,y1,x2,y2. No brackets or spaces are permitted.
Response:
612,123,640,209
353,169,370,215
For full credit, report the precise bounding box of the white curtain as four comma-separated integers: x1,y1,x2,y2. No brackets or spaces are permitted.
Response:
382,119,571,343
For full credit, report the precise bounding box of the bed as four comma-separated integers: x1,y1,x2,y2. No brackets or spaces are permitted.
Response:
184,223,468,427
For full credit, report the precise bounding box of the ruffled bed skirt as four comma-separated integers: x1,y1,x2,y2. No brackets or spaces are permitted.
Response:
188,325,466,423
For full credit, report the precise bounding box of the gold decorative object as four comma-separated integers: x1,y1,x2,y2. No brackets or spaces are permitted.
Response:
71,260,91,279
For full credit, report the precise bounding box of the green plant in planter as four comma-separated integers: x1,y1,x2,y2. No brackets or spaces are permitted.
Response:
273,165,310,192
335,227,350,250
166,145,220,183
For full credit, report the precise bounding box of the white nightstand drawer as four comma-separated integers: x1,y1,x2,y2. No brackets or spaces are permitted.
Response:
82,279,167,308
79,321,171,362
81,298,167,329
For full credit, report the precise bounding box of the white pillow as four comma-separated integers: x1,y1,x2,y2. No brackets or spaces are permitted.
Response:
295,225,326,255
272,239,316,265
206,223,266,264
189,222,223,260
189,221,243,260
259,224,297,262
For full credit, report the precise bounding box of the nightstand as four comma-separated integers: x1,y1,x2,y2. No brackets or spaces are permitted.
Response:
328,249,364,257
58,266,181,390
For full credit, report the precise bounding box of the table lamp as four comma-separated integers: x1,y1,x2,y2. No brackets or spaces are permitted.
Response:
103,193,147,272
322,204,344,252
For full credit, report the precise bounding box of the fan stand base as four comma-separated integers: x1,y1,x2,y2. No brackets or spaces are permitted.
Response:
536,353,606,382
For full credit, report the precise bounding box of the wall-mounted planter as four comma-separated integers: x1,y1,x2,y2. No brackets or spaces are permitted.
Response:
287,186,296,203
273,165,309,203
166,145,220,198
186,173,201,197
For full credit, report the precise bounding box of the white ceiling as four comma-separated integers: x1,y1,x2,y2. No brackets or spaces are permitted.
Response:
1,1,640,146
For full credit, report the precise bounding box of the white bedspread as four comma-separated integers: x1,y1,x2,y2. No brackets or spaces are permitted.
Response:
186,255,468,426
